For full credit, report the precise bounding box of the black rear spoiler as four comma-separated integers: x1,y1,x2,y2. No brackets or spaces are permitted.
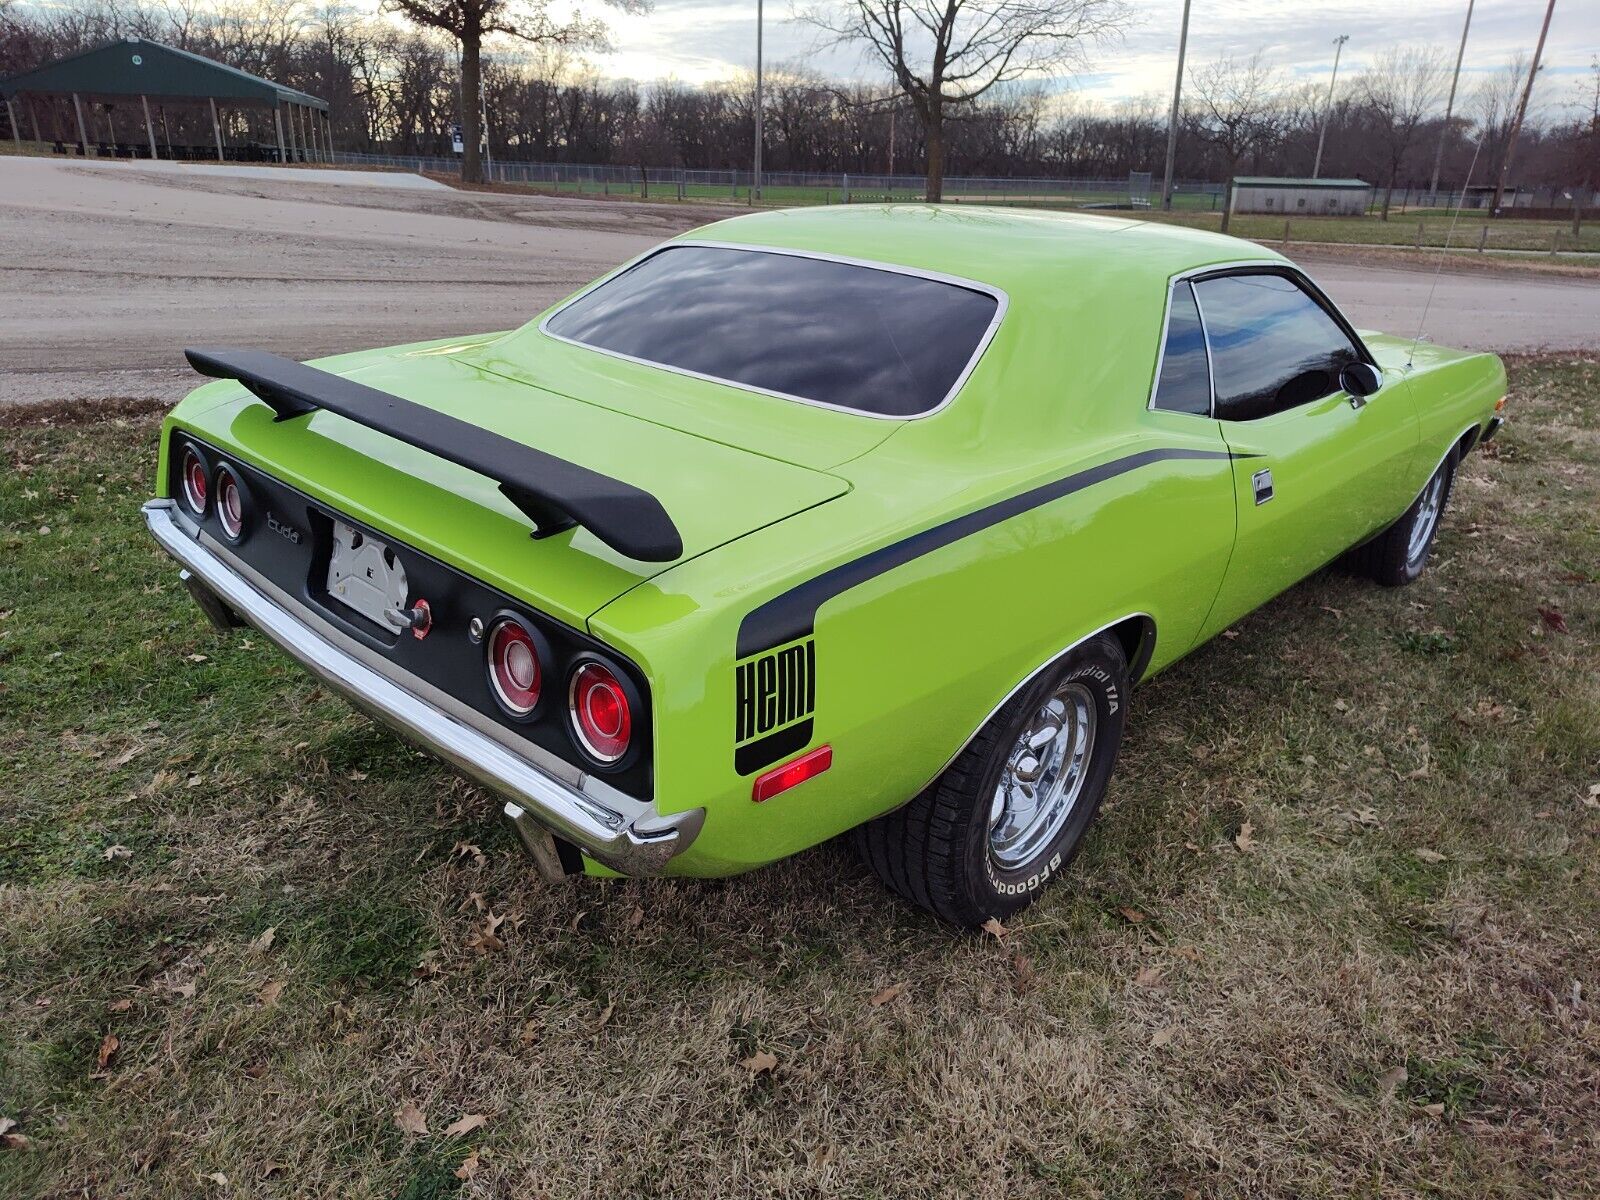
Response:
184,348,683,562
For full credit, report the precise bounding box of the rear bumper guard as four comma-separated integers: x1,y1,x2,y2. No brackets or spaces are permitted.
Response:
143,499,700,879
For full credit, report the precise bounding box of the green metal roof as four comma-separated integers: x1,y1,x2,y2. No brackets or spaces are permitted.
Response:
0,37,326,109
1232,177,1370,190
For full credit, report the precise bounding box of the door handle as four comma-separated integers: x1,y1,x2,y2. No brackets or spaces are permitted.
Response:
1251,468,1275,505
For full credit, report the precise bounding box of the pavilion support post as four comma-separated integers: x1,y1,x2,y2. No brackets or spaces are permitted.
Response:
209,97,224,161
324,110,335,160
27,96,42,145
72,92,89,154
273,104,286,163
313,109,325,161
5,99,20,148
140,94,157,160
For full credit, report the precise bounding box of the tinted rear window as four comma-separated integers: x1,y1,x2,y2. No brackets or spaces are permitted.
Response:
543,245,1000,416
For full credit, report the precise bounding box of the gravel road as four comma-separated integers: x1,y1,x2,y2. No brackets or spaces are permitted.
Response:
2,155,1594,408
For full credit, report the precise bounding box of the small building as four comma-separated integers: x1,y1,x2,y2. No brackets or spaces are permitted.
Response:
1230,177,1371,216
0,36,329,164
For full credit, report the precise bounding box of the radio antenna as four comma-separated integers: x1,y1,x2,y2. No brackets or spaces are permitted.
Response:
1408,133,1486,369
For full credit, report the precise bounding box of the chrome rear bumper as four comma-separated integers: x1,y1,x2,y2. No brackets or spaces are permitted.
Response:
143,500,699,879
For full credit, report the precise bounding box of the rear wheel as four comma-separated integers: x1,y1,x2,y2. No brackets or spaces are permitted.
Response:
853,633,1129,929
1344,450,1457,587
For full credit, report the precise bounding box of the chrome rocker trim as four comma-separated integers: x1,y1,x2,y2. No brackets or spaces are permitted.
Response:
143,499,701,879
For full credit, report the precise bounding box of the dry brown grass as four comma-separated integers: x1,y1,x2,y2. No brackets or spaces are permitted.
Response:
2,358,1597,1198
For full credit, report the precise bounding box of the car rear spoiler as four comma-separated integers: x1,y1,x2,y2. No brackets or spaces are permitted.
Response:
184,347,683,562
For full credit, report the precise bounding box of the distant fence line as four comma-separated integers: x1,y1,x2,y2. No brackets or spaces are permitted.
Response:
331,152,1228,208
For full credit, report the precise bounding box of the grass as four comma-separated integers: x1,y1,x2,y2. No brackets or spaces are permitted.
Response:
2,357,1598,1197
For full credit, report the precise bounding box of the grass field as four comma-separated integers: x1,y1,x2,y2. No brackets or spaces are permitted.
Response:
2,358,1597,1197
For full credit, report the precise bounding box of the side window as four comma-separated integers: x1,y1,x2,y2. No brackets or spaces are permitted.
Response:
1193,273,1361,422
1151,281,1211,416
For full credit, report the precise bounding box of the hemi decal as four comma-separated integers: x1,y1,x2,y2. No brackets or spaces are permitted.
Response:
736,446,1248,659
734,638,816,776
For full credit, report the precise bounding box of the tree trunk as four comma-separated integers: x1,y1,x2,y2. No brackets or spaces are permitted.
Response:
460,27,482,185
924,104,944,203
1219,169,1235,234
1381,171,1395,221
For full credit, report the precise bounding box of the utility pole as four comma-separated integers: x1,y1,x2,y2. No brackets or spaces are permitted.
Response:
1311,34,1350,179
1491,0,1556,214
753,0,764,201
1428,0,1475,201
1159,0,1192,211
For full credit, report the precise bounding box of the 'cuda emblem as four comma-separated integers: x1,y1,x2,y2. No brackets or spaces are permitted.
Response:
266,511,302,544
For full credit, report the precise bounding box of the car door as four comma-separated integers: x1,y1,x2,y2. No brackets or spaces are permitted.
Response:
1192,268,1420,640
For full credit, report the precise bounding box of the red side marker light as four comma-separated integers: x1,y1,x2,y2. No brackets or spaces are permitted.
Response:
752,745,833,803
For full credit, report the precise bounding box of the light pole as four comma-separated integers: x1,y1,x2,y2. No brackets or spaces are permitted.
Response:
753,0,764,201
1428,0,1475,202
1159,0,1192,211
1311,34,1350,179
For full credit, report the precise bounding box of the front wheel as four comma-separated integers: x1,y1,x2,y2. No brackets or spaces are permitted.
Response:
1344,450,1457,587
852,633,1129,929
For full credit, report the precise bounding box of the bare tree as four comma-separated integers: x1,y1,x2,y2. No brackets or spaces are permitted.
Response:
1356,45,1447,219
801,0,1125,201
383,0,643,183
1187,52,1280,233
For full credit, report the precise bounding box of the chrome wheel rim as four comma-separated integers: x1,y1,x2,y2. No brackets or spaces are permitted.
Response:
1407,468,1447,565
988,682,1096,868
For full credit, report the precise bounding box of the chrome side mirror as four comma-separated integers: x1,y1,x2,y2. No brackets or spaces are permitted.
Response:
1341,362,1383,405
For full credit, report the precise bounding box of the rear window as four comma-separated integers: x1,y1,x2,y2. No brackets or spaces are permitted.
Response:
542,245,1001,416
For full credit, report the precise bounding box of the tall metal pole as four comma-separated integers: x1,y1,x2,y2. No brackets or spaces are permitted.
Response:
1311,34,1350,179
753,0,764,201
1491,0,1556,214
1428,0,1475,201
1159,0,1192,211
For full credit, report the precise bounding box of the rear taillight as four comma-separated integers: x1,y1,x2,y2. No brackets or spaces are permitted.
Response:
180,445,209,515
568,659,632,765
486,617,546,719
215,465,245,540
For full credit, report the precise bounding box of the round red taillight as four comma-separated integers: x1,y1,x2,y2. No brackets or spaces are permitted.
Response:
487,619,542,717
216,467,244,539
180,447,208,515
569,661,632,764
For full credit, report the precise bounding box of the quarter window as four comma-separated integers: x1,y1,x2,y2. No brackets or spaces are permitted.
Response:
1193,272,1361,422
1151,281,1211,416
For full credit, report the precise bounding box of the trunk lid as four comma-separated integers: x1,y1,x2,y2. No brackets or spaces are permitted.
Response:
171,344,850,629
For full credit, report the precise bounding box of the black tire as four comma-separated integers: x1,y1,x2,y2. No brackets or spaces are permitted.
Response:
852,633,1129,930
1344,449,1458,587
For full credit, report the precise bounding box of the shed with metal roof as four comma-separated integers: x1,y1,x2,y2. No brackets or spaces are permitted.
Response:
0,37,329,164
1230,177,1372,216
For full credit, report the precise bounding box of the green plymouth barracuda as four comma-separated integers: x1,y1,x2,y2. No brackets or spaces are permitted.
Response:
144,206,1507,928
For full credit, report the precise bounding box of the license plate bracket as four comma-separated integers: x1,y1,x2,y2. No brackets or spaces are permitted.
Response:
326,520,409,629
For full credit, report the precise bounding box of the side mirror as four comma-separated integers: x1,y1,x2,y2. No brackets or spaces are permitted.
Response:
1340,361,1383,400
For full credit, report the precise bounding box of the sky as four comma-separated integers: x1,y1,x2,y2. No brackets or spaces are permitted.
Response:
590,0,1597,115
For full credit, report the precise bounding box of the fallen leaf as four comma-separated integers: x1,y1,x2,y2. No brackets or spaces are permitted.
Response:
1419,1102,1445,1118
394,1100,429,1136
1221,629,1240,639
627,905,645,928
1151,1025,1180,1048
0,1132,30,1151
451,840,487,867
466,910,507,954
110,745,144,767
1117,906,1147,925
257,980,284,1006
1011,954,1037,995
96,1033,119,1069
457,891,488,914
1234,822,1257,853
348,769,368,781
1537,606,1569,634
1378,1066,1408,1094
454,1151,480,1181
442,1113,489,1139
170,980,197,1000
250,926,276,953
1348,807,1381,828
1583,783,1600,810
595,1001,615,1030
1171,945,1201,963
981,916,1008,939
203,1172,228,1187
868,983,904,1007
186,653,209,663
0,1120,14,1136
1133,965,1165,988
740,1050,778,1075
1413,848,1447,864
107,998,132,1014
102,844,132,862
809,1143,838,1169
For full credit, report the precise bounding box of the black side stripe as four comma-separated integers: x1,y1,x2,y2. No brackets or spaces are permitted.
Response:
736,446,1246,659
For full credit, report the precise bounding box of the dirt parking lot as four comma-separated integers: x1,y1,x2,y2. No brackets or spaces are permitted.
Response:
2,155,1596,408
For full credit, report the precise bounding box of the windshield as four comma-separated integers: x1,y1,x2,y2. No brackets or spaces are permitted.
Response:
542,245,1001,417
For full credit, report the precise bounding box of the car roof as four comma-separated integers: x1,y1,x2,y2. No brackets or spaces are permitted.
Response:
679,205,1284,297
